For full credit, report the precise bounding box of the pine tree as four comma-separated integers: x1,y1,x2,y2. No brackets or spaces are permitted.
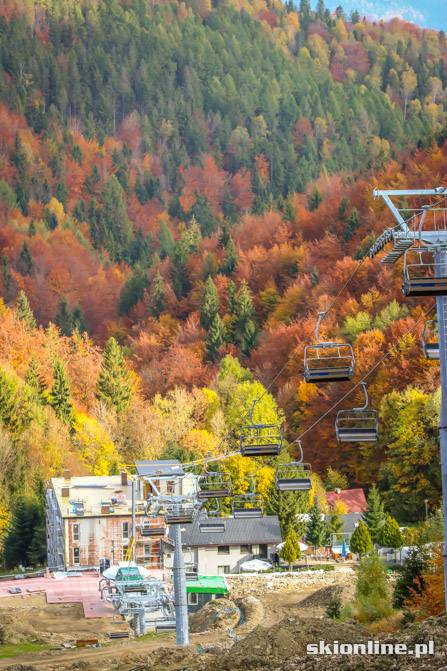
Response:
235,281,258,355
16,290,36,330
72,304,87,334
356,551,393,623
378,516,404,551
17,240,34,276
55,294,73,336
158,220,175,259
0,365,19,432
222,236,238,276
205,314,227,361
29,219,36,236
304,499,328,556
307,185,322,211
266,484,308,538
96,337,133,414
118,264,148,316
191,189,215,237
201,276,220,330
362,484,386,544
12,132,29,216
350,520,372,558
25,356,47,401
2,496,45,568
324,467,348,491
281,534,298,571
50,360,73,425
327,506,344,535
151,270,166,318
393,547,428,608
227,280,237,315
343,208,360,242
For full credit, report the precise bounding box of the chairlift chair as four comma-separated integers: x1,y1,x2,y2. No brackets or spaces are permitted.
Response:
303,312,355,383
197,453,232,499
108,615,130,639
335,383,378,442
240,399,282,457
232,476,264,518
422,320,439,359
140,518,165,537
402,246,447,296
155,619,176,632
198,499,226,533
275,442,312,491
164,501,196,525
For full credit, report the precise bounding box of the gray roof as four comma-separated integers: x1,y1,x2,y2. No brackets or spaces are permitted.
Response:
135,460,185,478
169,515,282,547
325,512,363,535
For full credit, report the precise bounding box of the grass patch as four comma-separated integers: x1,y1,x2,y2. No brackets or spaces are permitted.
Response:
0,641,50,659
134,631,171,643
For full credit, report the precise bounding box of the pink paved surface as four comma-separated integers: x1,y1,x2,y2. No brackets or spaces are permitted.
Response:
0,570,167,619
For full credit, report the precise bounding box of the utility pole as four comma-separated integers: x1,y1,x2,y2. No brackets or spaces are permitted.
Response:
372,187,447,610
172,508,189,646
434,249,447,609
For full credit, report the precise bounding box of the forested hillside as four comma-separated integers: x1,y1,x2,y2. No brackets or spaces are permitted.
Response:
0,0,446,540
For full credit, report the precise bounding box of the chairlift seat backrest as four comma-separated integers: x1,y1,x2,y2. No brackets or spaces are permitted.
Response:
232,507,263,518
240,400,283,458
335,384,378,443
199,520,226,532
402,247,447,296
140,520,165,537
422,321,439,359
275,461,312,492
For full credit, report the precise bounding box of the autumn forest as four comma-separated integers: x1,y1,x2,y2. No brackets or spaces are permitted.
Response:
0,0,447,549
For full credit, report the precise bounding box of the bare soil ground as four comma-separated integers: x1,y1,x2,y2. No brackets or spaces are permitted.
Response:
0,572,443,671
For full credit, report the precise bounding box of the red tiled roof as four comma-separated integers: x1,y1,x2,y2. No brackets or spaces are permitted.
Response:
325,488,367,513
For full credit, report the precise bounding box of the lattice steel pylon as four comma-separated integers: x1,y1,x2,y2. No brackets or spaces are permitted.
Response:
144,473,203,645
371,187,447,610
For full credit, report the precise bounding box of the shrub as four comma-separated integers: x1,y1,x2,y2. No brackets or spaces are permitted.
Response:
355,552,393,623
326,596,342,620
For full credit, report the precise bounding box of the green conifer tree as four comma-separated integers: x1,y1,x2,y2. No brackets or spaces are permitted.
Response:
378,516,404,551
362,484,386,544
158,220,175,259
281,534,298,571
2,496,46,568
307,185,323,211
201,276,220,330
393,547,428,608
235,280,258,355
328,506,344,535
227,280,237,316
72,304,87,334
222,236,238,276
29,219,36,236
12,133,29,216
205,314,227,361
304,499,328,557
17,240,34,276
25,356,47,401
16,290,36,330
0,365,19,432
55,294,74,337
50,360,74,425
96,337,133,414
151,270,166,318
266,484,308,538
350,520,373,558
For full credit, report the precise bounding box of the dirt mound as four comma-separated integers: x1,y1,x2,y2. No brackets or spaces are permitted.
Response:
3,666,40,671
235,596,264,631
297,584,354,610
189,598,241,634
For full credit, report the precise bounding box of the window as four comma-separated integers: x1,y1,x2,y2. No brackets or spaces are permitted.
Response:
144,544,152,560
188,592,198,605
217,565,230,574
72,524,79,541
259,544,268,558
218,545,230,555
167,481,175,494
122,521,129,539
73,547,80,565
240,544,252,554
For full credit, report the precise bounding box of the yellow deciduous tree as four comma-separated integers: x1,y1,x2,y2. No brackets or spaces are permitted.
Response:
73,412,120,475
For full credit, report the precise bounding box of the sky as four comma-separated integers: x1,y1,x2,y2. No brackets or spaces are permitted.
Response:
324,1,446,31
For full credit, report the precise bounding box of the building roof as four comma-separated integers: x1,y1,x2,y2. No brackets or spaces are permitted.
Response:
324,511,363,535
168,515,282,547
135,460,185,478
186,575,229,594
49,475,145,519
325,488,367,514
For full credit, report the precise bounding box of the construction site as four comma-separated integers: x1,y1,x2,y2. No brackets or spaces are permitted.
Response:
0,567,446,671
